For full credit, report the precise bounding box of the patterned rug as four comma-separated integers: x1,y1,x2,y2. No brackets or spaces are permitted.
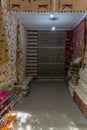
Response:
7,0,87,12
0,1,9,68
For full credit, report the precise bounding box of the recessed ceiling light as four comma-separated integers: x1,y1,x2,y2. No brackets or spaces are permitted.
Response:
50,14,54,18
52,27,55,31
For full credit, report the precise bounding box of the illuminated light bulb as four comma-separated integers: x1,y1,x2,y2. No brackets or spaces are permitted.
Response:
50,14,54,18
52,27,55,31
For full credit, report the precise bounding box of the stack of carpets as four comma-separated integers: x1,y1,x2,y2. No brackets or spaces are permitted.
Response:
15,76,32,96
0,91,10,117
73,65,87,117
0,87,22,119
69,74,80,96
0,113,17,130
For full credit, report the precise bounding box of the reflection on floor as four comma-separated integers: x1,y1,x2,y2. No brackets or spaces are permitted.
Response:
15,80,87,130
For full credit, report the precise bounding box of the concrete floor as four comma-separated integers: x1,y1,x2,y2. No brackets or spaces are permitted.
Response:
15,80,87,130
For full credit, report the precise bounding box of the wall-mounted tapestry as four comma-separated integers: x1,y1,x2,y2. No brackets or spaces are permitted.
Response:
0,0,18,87
0,0,9,67
7,0,87,12
16,23,27,83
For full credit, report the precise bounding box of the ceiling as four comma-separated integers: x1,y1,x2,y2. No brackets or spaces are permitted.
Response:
14,12,87,31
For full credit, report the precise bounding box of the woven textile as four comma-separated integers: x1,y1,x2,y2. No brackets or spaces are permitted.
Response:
74,65,87,105
16,23,27,83
75,87,87,105
0,0,9,67
7,0,87,12
0,0,17,87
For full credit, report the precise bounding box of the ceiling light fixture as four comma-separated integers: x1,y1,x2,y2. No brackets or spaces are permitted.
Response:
52,26,55,31
50,14,54,18
51,13,55,31
50,13,56,31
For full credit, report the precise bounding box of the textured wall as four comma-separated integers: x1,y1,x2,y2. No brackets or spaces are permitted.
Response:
38,31,66,78
73,20,85,59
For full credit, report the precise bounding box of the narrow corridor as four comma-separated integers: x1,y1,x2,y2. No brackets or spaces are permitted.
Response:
15,80,87,130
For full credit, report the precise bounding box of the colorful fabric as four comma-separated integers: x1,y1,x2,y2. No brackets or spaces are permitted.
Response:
1,113,17,130
16,23,27,83
16,23,23,82
0,91,10,101
84,21,87,64
0,100,10,111
0,0,18,87
73,21,85,59
74,65,87,105
7,0,87,12
0,0,9,67
75,87,87,105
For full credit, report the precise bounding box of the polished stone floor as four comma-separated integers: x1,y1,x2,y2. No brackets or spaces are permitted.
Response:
15,80,87,130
